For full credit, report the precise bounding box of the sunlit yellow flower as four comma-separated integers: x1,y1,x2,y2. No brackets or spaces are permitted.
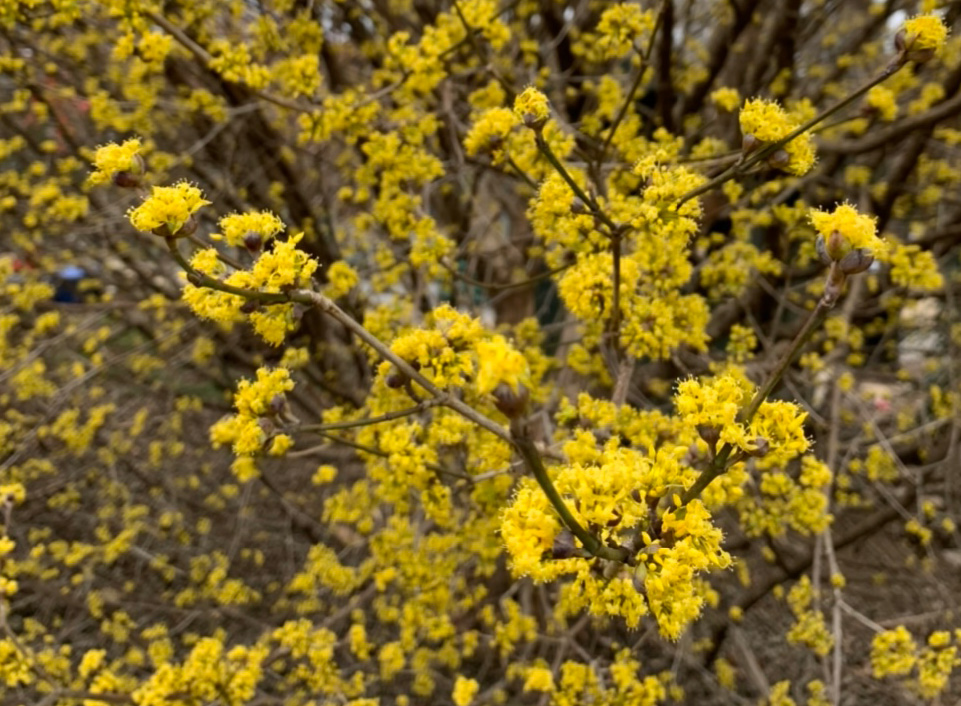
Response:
809,203,885,258
128,182,209,235
89,138,142,185
514,86,550,127
902,14,949,53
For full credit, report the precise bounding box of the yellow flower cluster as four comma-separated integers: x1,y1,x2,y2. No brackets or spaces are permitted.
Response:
809,203,885,258
785,576,833,657
134,635,267,706
214,211,285,248
89,138,142,185
739,98,816,175
500,441,730,639
474,335,530,395
209,367,295,459
589,3,656,60
674,373,810,464
464,107,518,160
452,676,479,706
871,626,917,677
866,86,898,121
183,232,318,345
737,455,832,537
513,86,550,127
884,243,943,291
902,14,949,53
699,241,783,300
324,260,360,299
386,304,529,402
128,182,209,236
711,87,741,112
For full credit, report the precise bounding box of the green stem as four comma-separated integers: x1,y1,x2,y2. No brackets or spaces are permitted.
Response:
297,400,441,432
740,263,844,425
682,263,846,505
534,134,620,233
511,421,631,563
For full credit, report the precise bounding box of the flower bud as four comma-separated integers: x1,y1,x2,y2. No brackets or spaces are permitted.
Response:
838,248,874,275
492,382,530,419
112,171,142,189
741,133,760,154
768,149,791,170
815,235,832,265
551,530,577,559
268,393,286,416
697,424,720,453
824,229,848,261
632,562,648,593
746,436,769,458
243,230,263,252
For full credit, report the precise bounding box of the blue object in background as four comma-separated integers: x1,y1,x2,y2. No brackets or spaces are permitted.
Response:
53,265,87,303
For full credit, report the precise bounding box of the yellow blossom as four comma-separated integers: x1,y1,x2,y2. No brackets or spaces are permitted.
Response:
739,98,816,175
711,87,740,112
128,182,209,235
89,138,142,185
513,86,550,127
215,211,285,248
452,676,479,706
809,203,885,258
902,14,949,53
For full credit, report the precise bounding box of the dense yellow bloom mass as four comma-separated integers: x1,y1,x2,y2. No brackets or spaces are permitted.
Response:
11,0,961,704
464,107,518,159
590,3,656,59
809,203,885,257
872,626,917,678
210,367,295,459
183,231,318,345
711,87,740,112
513,86,550,126
128,182,209,235
500,440,730,639
474,335,530,395
215,211,285,248
89,138,142,184
739,98,816,175
902,14,949,53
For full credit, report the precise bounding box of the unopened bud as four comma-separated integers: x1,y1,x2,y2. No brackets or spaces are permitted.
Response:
386,370,408,389
838,248,874,275
632,562,648,593
697,424,720,452
243,231,263,252
895,29,937,65
826,229,847,261
257,417,276,437
551,530,577,559
112,171,142,189
742,133,760,154
492,382,530,419
571,198,588,215
268,394,286,416
815,235,832,265
746,436,769,458
159,215,198,240
768,149,791,170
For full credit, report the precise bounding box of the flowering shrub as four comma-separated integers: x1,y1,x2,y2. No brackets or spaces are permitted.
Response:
1,1,961,704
